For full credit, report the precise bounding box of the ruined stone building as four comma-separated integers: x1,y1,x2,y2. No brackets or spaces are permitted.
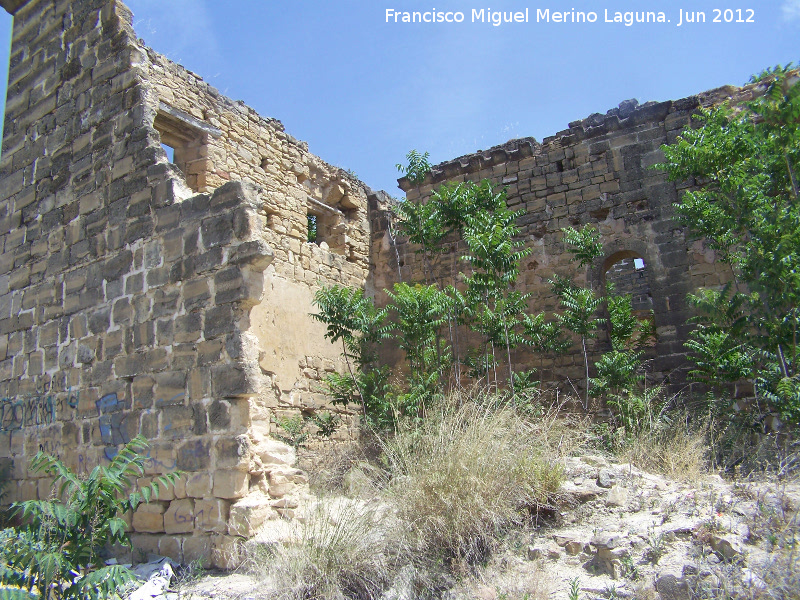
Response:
0,0,747,567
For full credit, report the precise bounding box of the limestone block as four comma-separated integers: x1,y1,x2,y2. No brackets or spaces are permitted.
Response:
270,497,299,509
255,437,296,466
214,435,250,471
228,494,274,537
195,498,230,534
132,503,166,534
164,498,195,534
211,535,244,570
37,477,54,500
213,470,249,500
183,535,212,568
268,465,309,498
171,475,187,499
142,445,177,476
177,439,210,471
185,473,213,498
158,536,184,564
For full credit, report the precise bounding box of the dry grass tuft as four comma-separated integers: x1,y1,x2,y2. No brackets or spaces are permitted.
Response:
381,396,564,564
243,498,406,600
619,418,709,481
304,437,386,497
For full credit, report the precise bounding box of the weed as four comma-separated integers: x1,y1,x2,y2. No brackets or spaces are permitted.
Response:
568,577,581,600
0,435,179,600
173,559,205,591
275,414,310,450
620,554,640,580
660,499,679,524
243,498,407,600
619,417,708,481
275,411,340,450
643,531,667,564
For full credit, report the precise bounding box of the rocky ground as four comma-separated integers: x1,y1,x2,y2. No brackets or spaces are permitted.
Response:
163,455,799,600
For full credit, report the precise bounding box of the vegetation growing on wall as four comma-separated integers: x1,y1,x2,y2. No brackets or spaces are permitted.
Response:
314,65,799,449
0,437,180,600
313,156,657,431
659,65,800,426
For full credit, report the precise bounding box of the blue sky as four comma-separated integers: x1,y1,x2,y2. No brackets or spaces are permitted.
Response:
1,1,798,194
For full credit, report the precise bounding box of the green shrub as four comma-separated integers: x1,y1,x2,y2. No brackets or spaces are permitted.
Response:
0,435,179,600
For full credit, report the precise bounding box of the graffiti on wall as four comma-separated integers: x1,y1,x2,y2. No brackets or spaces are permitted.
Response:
0,388,80,432
2,388,188,471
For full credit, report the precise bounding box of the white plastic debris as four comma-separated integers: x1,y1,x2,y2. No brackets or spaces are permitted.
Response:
129,556,176,600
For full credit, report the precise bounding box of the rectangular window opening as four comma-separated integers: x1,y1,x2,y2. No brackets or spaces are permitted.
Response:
161,143,175,165
152,102,221,194
307,213,318,243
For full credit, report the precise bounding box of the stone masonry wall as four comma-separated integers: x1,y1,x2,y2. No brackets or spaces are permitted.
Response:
0,0,771,569
140,43,372,431
371,85,763,393
0,0,374,568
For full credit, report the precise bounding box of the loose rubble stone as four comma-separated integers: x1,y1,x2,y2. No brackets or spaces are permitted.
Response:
589,533,629,579
606,485,628,507
710,534,743,560
655,575,690,600
597,469,617,489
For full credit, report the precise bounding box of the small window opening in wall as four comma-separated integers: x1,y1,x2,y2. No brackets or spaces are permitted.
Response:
152,102,222,194
161,143,175,164
307,213,318,243
603,251,653,312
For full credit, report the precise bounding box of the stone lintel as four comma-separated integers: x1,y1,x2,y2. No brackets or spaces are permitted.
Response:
0,0,30,14
307,196,344,217
158,101,223,138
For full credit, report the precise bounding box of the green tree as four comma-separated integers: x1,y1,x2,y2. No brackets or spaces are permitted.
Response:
590,284,656,399
551,225,606,408
461,193,532,393
311,285,391,423
683,286,754,400
396,149,432,185
553,278,605,409
386,282,450,415
658,66,800,422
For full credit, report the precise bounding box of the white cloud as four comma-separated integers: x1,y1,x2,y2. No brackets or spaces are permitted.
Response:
783,0,800,21
126,0,220,69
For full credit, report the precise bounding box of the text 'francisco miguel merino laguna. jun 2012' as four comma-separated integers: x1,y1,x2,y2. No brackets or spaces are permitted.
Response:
384,7,756,27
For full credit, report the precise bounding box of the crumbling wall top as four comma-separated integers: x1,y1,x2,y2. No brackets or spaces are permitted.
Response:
0,0,30,15
397,78,768,191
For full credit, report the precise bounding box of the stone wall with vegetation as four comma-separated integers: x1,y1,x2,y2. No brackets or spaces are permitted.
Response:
373,84,762,391
0,0,373,568
0,0,777,571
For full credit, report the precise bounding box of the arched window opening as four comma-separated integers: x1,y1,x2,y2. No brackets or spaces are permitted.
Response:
602,250,655,346
603,251,652,312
